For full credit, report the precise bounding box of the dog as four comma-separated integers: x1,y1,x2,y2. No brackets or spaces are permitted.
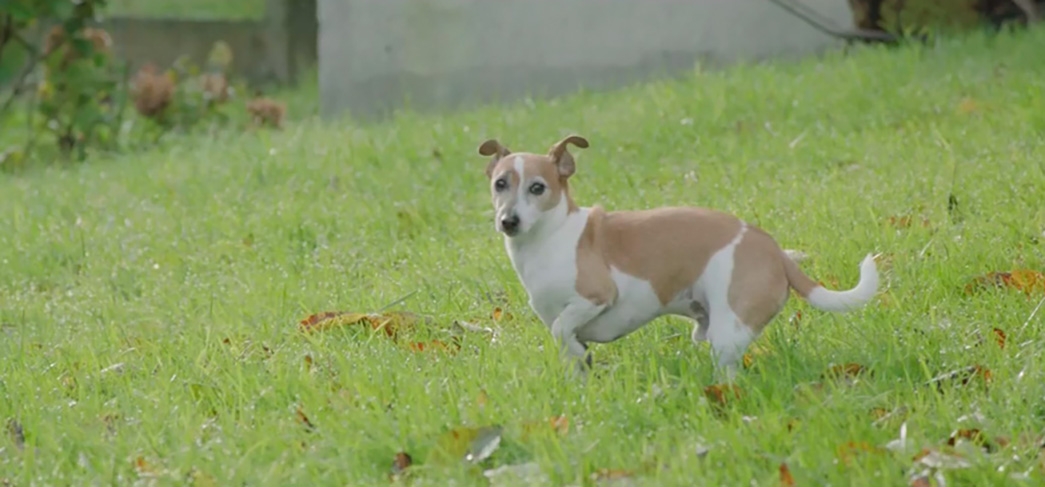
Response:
478,134,879,379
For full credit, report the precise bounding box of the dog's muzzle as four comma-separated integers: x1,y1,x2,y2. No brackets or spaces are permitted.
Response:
500,214,520,236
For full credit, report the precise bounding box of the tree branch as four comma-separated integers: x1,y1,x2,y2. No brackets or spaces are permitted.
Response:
766,0,900,45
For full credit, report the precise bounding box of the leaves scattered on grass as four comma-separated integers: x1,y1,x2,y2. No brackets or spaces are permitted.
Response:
778,462,795,486
964,269,1045,296
5,419,24,450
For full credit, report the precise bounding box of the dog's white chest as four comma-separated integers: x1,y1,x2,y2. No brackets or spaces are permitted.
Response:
506,210,589,326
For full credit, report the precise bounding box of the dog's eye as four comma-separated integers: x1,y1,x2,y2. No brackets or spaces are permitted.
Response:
529,182,546,195
494,178,508,191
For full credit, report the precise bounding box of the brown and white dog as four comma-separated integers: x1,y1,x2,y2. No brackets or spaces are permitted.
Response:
478,134,880,379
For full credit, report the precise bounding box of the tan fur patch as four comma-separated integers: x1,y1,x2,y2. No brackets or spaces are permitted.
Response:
576,206,742,306
574,209,618,305
727,226,790,332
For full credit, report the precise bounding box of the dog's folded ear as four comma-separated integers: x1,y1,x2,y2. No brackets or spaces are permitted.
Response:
479,139,511,178
548,135,589,178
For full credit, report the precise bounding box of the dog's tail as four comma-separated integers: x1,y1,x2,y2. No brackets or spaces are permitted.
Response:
784,252,879,313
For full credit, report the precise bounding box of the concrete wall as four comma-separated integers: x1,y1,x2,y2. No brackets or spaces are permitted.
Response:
318,0,856,122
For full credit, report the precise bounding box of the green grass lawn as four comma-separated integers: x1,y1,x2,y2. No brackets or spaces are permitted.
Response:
2,26,1045,486
103,0,266,19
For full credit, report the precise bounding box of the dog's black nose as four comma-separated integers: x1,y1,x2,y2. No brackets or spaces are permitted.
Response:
501,215,520,232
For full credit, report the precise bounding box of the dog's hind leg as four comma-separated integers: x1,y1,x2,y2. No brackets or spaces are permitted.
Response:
705,306,755,382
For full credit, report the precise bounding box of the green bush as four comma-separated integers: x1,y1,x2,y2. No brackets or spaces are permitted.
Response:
0,0,261,170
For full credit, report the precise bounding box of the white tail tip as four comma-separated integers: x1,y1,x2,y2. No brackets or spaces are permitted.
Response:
805,253,879,313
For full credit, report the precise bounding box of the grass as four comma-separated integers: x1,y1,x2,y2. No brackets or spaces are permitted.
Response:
103,0,266,19
2,25,1045,486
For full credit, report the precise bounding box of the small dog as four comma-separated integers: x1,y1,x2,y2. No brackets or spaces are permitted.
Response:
478,134,879,379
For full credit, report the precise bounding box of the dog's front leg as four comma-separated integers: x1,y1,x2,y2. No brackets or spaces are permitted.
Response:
550,297,607,374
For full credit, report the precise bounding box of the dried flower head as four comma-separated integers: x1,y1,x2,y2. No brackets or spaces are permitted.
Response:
130,64,175,119
246,97,286,129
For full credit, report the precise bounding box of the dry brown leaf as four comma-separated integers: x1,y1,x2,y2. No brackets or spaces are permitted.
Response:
591,468,634,482
822,363,871,382
992,327,1007,349
887,215,931,229
389,451,412,481
134,456,160,477
298,310,424,338
521,415,570,439
704,383,742,410
837,441,885,465
779,462,795,486
304,354,313,372
295,407,316,432
965,269,1045,296
407,339,460,354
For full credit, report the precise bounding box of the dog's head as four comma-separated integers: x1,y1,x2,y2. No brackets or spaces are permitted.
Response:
478,134,589,239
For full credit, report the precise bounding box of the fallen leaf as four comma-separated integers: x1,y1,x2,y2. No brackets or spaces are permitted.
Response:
5,419,24,450
521,415,570,439
822,363,871,382
887,215,913,229
304,354,313,372
298,310,425,338
295,407,316,432
407,339,460,354
789,309,803,328
134,456,160,477
779,462,795,486
591,468,635,484
992,327,1007,349
431,425,503,464
491,307,513,322
704,383,742,410
964,269,1045,296
927,365,992,392
389,451,412,480
742,344,772,369
838,441,886,465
